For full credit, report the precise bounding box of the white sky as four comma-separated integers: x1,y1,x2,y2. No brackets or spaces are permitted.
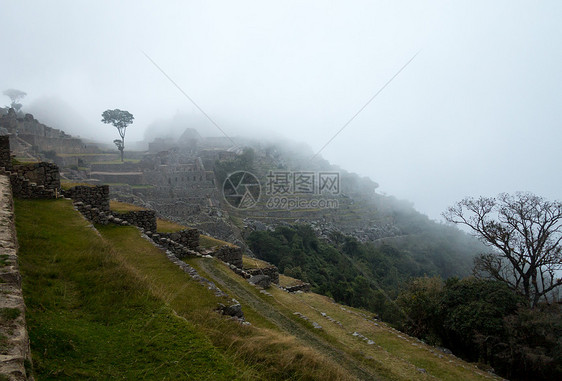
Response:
1,0,561,220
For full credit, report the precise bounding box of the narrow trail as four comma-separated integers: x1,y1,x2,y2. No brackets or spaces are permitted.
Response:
196,259,381,381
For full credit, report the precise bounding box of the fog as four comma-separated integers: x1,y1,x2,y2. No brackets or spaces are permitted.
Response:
1,1,561,220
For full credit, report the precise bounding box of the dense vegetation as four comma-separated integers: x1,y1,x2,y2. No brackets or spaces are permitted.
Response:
247,224,474,322
396,276,562,380
247,225,562,380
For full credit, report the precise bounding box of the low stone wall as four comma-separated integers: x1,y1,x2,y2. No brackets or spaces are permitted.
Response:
285,283,311,293
145,231,200,259
113,210,157,232
0,174,33,380
0,136,58,199
73,202,110,225
64,185,110,212
246,266,280,284
18,134,92,154
212,245,243,269
159,229,199,251
8,173,58,199
13,163,60,190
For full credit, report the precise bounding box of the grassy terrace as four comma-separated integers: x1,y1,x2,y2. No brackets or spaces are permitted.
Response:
15,199,238,380
109,200,146,212
187,257,500,381
14,199,353,380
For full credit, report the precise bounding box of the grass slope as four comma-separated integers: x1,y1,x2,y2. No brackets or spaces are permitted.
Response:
15,198,499,380
15,199,353,380
187,257,502,381
15,199,239,380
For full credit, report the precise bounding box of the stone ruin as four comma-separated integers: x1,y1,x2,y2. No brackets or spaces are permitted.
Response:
0,135,61,199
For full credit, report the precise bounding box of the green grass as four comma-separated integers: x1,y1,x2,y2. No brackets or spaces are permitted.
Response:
109,200,146,212
15,199,241,380
242,255,272,269
60,181,96,190
199,235,236,249
156,218,188,233
13,198,496,380
15,199,353,380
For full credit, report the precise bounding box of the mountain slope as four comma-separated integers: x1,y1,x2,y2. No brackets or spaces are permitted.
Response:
15,198,499,380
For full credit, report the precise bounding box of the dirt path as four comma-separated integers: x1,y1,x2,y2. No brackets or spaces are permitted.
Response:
197,259,382,381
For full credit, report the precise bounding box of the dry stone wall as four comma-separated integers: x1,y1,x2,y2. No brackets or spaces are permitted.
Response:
113,210,157,232
213,246,243,269
246,266,280,284
0,136,59,199
158,229,200,251
13,163,60,190
0,174,33,381
64,185,110,212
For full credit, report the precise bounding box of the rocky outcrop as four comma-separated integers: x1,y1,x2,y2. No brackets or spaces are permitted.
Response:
0,175,33,380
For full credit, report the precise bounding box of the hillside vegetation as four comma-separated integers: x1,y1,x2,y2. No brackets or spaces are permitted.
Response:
14,198,499,380
247,224,472,322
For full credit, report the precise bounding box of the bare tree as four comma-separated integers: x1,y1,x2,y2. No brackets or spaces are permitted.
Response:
443,192,562,308
101,109,134,162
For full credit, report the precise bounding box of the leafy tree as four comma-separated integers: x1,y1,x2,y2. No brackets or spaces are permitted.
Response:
439,277,522,361
444,192,562,308
396,276,444,343
3,88,26,112
101,109,134,162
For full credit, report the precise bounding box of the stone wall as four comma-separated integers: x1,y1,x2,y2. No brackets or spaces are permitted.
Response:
212,245,243,269
64,185,110,212
246,266,280,284
0,135,12,170
0,109,98,155
18,135,93,154
13,163,60,190
0,136,59,199
113,210,157,232
73,201,110,225
158,229,200,251
285,283,311,293
144,231,200,259
0,174,33,380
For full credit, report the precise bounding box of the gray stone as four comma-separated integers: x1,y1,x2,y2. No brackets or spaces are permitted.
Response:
248,274,271,289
